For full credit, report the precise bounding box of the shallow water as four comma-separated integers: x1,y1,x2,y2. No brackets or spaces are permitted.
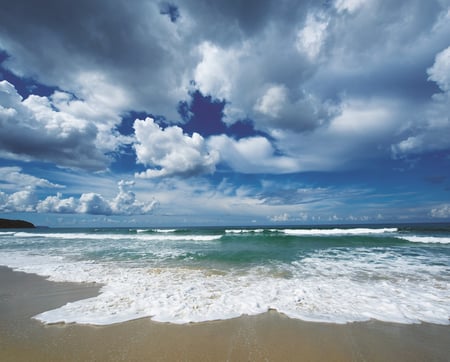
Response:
0,224,449,325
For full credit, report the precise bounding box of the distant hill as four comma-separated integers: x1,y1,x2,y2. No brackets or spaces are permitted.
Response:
0,218,36,228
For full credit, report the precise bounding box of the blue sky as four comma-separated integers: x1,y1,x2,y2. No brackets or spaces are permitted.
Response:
0,0,449,227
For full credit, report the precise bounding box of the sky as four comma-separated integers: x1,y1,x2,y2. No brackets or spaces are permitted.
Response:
0,0,449,227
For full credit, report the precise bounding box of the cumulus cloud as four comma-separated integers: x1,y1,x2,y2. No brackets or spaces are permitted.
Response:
2,180,158,215
77,193,113,215
134,117,219,178
194,42,241,101
0,81,114,170
110,180,158,215
0,190,37,212
36,193,78,214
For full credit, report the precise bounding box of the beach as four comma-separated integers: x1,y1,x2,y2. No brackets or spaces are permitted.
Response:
1,266,449,361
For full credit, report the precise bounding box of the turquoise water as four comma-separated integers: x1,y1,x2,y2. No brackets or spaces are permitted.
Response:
0,224,449,325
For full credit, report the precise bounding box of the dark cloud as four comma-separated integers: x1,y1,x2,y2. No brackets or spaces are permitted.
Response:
0,0,449,174
0,81,109,170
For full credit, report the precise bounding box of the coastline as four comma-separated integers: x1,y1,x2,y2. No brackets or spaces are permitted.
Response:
1,266,449,361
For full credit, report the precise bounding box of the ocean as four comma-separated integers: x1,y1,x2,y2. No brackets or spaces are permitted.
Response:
0,224,449,326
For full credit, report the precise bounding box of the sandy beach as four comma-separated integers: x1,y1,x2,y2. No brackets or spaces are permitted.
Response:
0,265,449,361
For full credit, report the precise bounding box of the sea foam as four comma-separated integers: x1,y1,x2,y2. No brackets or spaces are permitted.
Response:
281,227,397,236
398,235,450,244
0,227,448,326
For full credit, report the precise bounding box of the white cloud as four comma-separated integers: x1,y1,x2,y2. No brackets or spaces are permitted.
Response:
0,81,111,170
134,117,219,178
431,204,450,218
391,136,423,157
194,42,241,100
36,193,78,214
0,190,37,212
110,180,159,215
4,180,158,216
208,135,300,174
296,12,329,60
77,193,113,215
0,166,64,190
427,46,450,92
254,84,288,118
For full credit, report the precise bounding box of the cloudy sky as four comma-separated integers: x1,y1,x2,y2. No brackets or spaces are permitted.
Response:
0,0,449,227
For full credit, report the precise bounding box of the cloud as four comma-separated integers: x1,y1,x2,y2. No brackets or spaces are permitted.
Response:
254,84,288,118
134,117,219,178
0,0,191,121
334,0,366,14
0,166,64,190
194,41,241,101
254,87,338,132
296,11,329,61
268,97,406,171
269,213,290,222
109,180,159,215
77,193,113,215
1,180,158,215
431,204,450,218
36,193,78,214
0,81,112,170
0,0,449,178
392,45,450,157
0,190,37,212
427,46,450,92
208,135,300,174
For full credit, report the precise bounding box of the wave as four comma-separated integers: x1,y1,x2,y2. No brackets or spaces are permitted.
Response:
225,229,269,234
1,225,449,327
398,235,450,244
0,251,446,326
281,228,398,236
151,229,177,233
0,231,16,236
10,231,221,242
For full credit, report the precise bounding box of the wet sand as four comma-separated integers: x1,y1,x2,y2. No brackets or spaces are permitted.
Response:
1,266,449,361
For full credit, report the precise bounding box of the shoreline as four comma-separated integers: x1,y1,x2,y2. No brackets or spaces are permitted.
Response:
1,266,449,361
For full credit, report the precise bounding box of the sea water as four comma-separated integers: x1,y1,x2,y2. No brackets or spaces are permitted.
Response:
0,224,449,325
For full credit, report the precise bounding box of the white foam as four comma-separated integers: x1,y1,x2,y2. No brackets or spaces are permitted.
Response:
11,231,221,242
0,247,448,326
282,228,397,236
136,229,149,233
1,228,448,326
398,235,450,244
